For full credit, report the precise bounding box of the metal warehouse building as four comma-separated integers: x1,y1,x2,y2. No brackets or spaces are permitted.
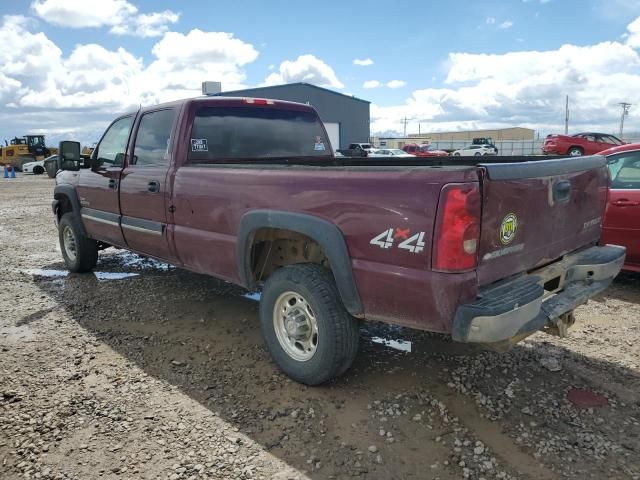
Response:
216,83,370,150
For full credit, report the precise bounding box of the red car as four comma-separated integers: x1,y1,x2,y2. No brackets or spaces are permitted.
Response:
600,143,640,272
402,143,448,157
543,132,625,156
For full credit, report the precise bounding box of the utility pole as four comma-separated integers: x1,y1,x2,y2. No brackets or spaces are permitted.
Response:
619,102,631,138
564,95,569,135
402,117,408,137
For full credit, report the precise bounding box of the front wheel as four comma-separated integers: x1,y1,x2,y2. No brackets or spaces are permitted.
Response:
58,213,98,272
33,165,45,175
259,264,359,385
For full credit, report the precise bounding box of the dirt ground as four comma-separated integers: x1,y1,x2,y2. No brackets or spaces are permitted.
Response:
1,174,639,480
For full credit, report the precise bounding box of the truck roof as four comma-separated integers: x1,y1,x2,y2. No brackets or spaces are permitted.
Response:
127,96,319,117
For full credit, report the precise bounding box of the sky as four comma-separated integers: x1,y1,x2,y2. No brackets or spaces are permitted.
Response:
1,0,640,146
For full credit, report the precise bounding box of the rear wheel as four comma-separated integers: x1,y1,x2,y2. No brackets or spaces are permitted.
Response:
259,264,359,385
568,147,583,156
454,152,461,156
58,213,98,272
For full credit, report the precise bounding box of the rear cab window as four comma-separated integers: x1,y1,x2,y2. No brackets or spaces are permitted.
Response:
188,106,332,161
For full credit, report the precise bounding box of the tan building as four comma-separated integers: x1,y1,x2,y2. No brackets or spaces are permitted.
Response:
376,127,535,149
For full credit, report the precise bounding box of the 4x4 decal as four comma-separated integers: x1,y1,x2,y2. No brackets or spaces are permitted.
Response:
370,228,426,253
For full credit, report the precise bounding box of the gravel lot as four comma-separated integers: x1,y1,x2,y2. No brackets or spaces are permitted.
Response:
1,175,639,480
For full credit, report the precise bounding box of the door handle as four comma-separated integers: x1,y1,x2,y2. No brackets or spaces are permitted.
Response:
612,199,639,207
108,179,117,190
147,181,160,193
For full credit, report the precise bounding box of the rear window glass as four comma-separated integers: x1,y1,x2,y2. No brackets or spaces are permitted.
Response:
189,106,331,161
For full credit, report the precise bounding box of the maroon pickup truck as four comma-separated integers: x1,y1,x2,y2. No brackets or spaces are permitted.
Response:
52,96,625,385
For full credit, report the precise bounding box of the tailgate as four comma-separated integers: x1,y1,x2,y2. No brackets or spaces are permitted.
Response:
476,156,609,286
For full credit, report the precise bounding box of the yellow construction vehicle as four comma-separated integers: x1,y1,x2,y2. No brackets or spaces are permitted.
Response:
0,135,59,171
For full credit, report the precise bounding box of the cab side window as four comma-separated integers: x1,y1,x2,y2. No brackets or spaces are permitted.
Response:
96,116,134,167
132,109,176,166
608,152,640,189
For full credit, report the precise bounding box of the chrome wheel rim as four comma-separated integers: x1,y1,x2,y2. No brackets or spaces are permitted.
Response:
273,291,318,361
63,226,77,263
569,149,582,156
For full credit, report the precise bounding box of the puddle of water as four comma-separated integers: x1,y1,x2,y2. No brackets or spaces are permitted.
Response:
243,292,261,301
94,272,140,281
109,250,172,271
23,269,69,278
370,336,412,353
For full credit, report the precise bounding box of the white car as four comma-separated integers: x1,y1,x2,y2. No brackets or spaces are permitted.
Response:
22,159,46,174
373,148,416,157
452,145,498,156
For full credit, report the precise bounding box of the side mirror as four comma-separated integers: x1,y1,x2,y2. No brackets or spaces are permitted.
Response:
58,141,81,171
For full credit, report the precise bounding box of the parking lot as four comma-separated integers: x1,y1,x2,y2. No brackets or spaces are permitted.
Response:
1,175,639,479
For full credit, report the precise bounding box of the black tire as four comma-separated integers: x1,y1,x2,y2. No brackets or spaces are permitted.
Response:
259,264,359,385
58,213,98,273
454,152,461,156
33,165,44,175
568,147,583,156
474,152,482,156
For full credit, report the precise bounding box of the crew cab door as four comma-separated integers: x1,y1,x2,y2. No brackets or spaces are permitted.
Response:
77,115,134,247
602,151,640,268
119,108,178,262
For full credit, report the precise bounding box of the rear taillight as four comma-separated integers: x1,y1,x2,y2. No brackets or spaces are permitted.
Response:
432,182,481,272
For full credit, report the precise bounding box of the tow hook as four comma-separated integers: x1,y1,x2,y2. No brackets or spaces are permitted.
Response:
544,311,576,338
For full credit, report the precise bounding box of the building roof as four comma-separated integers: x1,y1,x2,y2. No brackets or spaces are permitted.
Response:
407,126,534,137
217,82,370,104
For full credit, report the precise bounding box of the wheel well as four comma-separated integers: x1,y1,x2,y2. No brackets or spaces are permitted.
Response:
54,193,73,220
568,145,583,153
249,228,330,284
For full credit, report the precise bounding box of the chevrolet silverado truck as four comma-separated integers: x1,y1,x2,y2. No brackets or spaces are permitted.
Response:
52,96,625,385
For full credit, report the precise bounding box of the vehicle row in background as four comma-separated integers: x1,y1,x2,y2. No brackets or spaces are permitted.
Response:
543,132,625,156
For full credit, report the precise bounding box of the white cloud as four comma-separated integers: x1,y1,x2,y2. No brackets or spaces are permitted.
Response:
0,16,259,144
387,80,406,89
486,17,496,24
627,16,640,48
353,58,374,66
371,34,640,136
498,20,513,29
364,80,405,89
31,0,179,37
363,80,381,88
263,54,344,88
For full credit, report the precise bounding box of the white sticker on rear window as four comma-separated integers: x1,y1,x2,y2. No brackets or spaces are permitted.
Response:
191,139,208,152
314,142,326,151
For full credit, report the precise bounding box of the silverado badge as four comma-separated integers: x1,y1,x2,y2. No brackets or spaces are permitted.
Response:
500,213,518,245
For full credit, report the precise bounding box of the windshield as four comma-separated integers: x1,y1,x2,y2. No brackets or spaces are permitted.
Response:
189,106,331,161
